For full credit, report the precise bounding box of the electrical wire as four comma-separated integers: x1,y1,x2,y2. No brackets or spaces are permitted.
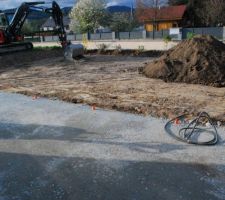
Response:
164,112,219,145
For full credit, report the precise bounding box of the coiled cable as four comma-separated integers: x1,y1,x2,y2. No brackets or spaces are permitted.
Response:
165,112,219,145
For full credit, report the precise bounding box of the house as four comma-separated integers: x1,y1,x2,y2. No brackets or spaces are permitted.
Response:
138,5,187,31
41,16,71,32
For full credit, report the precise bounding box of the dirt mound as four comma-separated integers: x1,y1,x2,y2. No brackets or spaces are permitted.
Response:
144,35,225,87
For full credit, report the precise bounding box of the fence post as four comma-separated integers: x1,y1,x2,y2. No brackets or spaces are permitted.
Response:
223,27,225,41
87,32,90,40
112,32,116,40
142,30,146,39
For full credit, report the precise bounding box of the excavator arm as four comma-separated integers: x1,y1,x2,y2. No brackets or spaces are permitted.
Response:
3,1,67,47
5,2,45,43
45,1,67,47
0,1,84,59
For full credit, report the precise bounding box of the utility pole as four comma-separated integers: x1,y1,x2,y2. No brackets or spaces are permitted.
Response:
129,0,134,31
153,0,159,40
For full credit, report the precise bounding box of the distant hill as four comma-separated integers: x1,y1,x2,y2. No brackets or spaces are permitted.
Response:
3,8,50,21
3,8,15,15
61,6,133,15
3,6,72,22
107,5,134,13
28,10,50,20
3,5,134,22
62,7,72,15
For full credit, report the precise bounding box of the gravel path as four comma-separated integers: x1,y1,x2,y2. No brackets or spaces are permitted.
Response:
0,92,225,200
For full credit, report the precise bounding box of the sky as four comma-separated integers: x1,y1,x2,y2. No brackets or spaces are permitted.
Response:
0,0,135,10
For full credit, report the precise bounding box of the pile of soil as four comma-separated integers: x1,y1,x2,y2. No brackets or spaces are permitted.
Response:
144,35,225,87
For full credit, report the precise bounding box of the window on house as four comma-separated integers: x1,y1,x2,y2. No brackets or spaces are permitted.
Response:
0,14,8,27
172,23,178,27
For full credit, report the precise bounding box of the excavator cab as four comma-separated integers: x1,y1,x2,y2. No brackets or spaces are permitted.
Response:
0,13,9,28
0,13,8,44
0,1,84,59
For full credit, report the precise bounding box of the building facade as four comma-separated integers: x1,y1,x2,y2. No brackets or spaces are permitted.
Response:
41,16,71,32
138,5,187,31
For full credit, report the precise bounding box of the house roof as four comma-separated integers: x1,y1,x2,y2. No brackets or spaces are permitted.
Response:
41,16,70,28
138,5,187,22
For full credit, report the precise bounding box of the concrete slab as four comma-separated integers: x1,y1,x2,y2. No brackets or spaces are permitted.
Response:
0,92,224,200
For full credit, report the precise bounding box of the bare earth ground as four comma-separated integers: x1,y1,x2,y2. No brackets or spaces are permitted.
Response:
0,49,224,122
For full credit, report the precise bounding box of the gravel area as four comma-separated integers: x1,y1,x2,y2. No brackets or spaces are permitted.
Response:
0,92,225,200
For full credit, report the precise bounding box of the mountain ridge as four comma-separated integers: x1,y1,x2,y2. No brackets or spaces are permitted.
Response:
3,5,134,21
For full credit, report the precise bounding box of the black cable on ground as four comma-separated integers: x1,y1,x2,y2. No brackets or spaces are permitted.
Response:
165,112,219,145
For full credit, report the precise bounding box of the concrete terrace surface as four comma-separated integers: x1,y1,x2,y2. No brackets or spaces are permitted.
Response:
0,92,225,200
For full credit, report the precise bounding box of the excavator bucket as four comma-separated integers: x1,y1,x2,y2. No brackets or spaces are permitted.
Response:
51,1,85,60
64,43,84,61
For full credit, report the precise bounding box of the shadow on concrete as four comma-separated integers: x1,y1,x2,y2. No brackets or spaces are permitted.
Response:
0,122,186,154
0,151,224,200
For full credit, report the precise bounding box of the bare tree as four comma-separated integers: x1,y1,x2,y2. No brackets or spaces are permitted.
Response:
136,0,166,8
199,0,225,26
136,0,154,19
185,0,225,27
136,0,161,23
136,0,163,39
137,0,225,27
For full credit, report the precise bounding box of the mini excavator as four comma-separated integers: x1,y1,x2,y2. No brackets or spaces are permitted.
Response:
0,1,83,59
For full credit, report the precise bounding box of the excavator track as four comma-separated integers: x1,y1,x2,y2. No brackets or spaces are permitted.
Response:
0,42,33,54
